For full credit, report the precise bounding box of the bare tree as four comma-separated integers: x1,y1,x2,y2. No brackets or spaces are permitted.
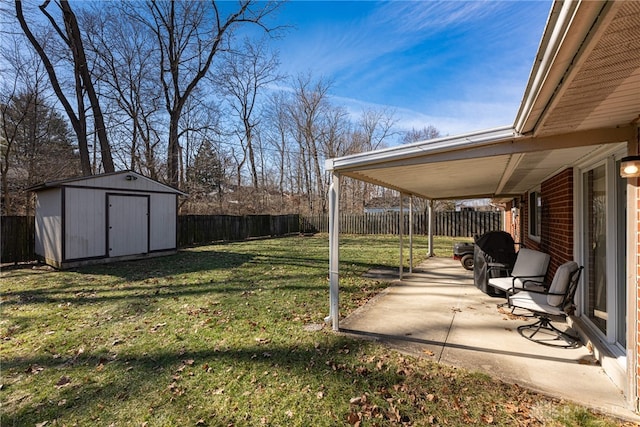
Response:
319,105,350,160
14,0,114,175
131,0,282,188
83,5,163,179
288,74,334,213
403,125,441,144
215,38,283,190
179,93,222,186
337,109,398,213
400,125,455,212
264,91,293,203
359,108,398,151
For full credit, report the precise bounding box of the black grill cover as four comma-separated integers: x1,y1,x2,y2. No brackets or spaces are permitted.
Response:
473,231,517,295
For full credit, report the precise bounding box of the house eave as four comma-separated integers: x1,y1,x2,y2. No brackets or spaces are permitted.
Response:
326,126,517,172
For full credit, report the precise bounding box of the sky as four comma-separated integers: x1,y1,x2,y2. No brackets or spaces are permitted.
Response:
269,0,552,137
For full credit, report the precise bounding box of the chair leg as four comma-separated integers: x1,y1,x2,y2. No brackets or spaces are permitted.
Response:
517,316,579,348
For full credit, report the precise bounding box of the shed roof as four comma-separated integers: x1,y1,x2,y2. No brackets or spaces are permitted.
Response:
326,0,640,200
28,170,187,196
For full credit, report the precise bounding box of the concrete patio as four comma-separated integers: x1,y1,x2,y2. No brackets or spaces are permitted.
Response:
339,257,639,422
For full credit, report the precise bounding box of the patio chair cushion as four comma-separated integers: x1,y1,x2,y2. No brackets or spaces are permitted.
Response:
488,276,525,292
546,261,579,306
510,248,550,277
488,248,550,293
508,291,565,316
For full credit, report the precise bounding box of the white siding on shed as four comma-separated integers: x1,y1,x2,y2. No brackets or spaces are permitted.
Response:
150,193,177,251
64,187,106,260
35,188,62,262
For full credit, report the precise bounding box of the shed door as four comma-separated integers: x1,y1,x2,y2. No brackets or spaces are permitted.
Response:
108,194,149,257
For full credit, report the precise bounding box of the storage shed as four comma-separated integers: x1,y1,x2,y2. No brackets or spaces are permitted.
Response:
29,171,186,269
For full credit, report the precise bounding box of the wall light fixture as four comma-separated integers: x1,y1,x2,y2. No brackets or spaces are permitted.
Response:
620,155,640,178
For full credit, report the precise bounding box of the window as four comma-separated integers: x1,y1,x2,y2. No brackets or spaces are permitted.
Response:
528,190,542,239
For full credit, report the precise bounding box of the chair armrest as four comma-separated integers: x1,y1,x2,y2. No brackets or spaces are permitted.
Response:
522,278,549,291
506,274,546,292
508,286,566,298
505,276,549,305
515,274,546,281
510,287,545,296
488,262,509,268
487,263,511,276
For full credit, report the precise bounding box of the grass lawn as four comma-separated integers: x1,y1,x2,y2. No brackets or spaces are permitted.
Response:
0,234,634,426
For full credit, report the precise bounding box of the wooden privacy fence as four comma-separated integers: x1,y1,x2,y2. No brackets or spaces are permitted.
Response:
1,214,301,264
1,212,500,264
1,216,35,264
301,211,502,237
178,214,300,247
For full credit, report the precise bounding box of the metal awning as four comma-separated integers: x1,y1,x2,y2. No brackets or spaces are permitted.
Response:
326,126,633,202
325,0,640,330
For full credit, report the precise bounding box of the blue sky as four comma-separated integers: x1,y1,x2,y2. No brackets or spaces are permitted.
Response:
270,1,552,136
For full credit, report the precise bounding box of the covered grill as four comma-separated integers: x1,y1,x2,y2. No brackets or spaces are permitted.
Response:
473,231,518,295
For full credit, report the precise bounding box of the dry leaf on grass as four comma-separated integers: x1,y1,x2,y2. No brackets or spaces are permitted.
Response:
482,414,494,424
55,376,71,388
346,412,361,426
349,395,364,405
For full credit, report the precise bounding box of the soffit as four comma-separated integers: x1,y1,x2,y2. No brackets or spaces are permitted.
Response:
534,1,640,136
340,143,611,201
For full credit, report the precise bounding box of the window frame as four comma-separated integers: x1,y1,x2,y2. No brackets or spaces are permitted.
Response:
528,189,542,242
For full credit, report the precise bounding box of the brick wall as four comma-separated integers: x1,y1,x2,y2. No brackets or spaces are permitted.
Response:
541,169,574,278
519,168,574,280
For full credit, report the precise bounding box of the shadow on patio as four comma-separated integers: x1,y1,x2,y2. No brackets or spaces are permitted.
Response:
339,257,638,422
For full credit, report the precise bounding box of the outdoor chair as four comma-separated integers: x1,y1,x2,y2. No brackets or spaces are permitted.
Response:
487,248,550,294
508,261,583,348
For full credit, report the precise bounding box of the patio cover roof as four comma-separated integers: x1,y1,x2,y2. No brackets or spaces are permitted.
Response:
326,0,640,201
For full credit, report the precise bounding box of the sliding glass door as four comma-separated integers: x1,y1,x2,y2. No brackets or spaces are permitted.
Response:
583,165,607,333
581,158,627,350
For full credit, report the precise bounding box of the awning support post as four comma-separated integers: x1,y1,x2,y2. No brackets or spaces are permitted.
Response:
428,199,435,257
409,195,414,273
399,192,404,280
327,171,340,331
